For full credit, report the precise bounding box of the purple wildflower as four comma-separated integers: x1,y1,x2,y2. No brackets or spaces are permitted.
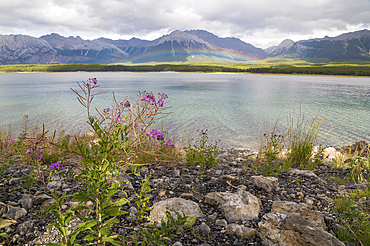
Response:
116,112,122,121
141,126,147,131
24,114,28,119
141,93,155,103
124,101,131,107
158,99,164,107
165,139,174,148
150,169,154,173
49,162,64,170
36,149,43,160
9,138,14,143
160,93,168,99
26,148,33,155
92,78,97,85
148,129,164,141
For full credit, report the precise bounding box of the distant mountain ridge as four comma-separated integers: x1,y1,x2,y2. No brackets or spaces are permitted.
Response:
266,29,370,61
1,29,370,64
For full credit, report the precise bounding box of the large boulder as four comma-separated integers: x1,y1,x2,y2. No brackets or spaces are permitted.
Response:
149,198,203,223
259,212,344,246
259,200,343,246
271,201,325,229
205,190,261,222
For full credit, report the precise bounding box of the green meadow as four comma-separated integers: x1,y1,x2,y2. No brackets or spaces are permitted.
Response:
1,60,370,76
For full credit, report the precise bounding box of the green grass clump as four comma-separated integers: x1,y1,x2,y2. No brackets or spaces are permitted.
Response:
349,183,370,200
284,107,326,170
257,107,327,176
334,197,370,246
327,176,347,186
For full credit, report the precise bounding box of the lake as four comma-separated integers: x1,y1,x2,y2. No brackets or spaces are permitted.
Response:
1,72,369,149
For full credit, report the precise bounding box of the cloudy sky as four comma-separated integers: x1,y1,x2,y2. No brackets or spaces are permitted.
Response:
1,0,370,49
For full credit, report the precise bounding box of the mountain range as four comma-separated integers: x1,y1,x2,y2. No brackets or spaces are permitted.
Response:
1,29,370,64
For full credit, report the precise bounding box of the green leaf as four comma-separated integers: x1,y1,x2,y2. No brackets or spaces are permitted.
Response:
72,194,95,203
0,219,16,229
104,198,129,209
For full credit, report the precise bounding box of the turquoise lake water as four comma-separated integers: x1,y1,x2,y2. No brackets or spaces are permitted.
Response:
0,72,369,149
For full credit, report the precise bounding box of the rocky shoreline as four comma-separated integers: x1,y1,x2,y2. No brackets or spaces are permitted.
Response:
0,147,368,246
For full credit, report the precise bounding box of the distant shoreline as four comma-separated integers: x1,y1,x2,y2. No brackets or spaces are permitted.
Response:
1,63,370,77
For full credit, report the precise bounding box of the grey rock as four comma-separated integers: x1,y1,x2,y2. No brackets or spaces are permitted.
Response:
207,212,218,221
113,176,135,191
139,167,149,175
286,168,318,178
173,169,181,177
40,198,56,214
259,213,344,246
2,205,27,220
215,219,228,227
150,198,203,223
219,175,239,183
19,194,33,211
16,220,34,236
181,175,195,183
33,194,52,206
47,181,62,190
205,190,261,222
192,222,210,239
250,175,279,193
226,224,257,239
271,200,325,229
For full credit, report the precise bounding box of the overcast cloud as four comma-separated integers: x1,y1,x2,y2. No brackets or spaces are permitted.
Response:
1,0,370,48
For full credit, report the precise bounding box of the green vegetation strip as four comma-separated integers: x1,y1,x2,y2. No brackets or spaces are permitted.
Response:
1,63,370,76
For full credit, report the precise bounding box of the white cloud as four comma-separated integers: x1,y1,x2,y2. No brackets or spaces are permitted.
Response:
1,0,370,48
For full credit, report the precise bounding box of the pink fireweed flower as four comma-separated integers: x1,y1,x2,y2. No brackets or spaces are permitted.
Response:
141,126,147,131
124,101,131,107
36,149,43,160
116,112,122,121
49,162,64,170
165,139,174,148
9,138,14,143
148,129,164,141
141,93,155,103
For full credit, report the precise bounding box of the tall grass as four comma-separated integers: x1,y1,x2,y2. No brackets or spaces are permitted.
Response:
258,107,328,174
284,107,327,170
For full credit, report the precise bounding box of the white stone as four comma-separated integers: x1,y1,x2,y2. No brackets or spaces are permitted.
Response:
150,198,203,223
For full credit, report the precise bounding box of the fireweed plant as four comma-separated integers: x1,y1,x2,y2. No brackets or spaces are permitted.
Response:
185,129,219,177
41,78,185,246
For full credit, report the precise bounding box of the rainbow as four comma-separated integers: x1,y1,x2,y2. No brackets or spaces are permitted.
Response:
127,49,262,63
